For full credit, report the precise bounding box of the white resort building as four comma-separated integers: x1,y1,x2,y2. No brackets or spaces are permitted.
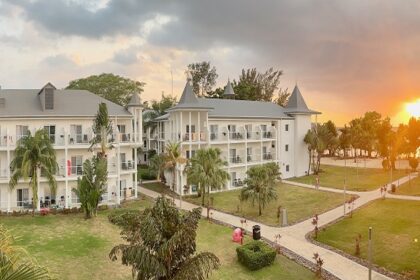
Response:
0,83,142,212
143,80,320,195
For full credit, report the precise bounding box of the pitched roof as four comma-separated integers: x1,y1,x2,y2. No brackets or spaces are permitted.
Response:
223,80,235,97
0,88,132,118
167,81,213,111
127,92,142,107
285,85,320,114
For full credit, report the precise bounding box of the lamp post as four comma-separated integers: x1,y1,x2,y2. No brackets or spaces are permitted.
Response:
368,227,373,280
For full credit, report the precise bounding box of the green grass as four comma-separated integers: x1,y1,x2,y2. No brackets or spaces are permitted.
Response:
143,182,179,197
1,197,313,279
185,183,351,226
317,199,420,279
198,221,315,280
290,164,408,191
393,175,420,196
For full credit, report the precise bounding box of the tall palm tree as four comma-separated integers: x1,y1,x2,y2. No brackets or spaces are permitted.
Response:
149,154,166,181
186,148,230,218
164,142,187,194
72,157,107,219
109,197,220,280
9,130,58,214
0,226,53,280
89,102,113,159
241,163,279,216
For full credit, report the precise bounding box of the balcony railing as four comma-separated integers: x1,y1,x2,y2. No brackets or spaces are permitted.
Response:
262,153,273,160
230,156,243,164
121,160,135,171
229,132,245,140
182,132,206,142
262,131,275,139
232,178,245,187
68,134,90,145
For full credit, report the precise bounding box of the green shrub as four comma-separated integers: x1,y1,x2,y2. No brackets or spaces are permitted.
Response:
141,173,157,180
236,240,276,270
409,157,419,171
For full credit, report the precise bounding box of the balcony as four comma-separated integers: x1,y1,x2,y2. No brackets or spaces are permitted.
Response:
263,153,274,160
121,160,135,171
229,132,245,141
230,156,243,164
262,130,276,139
68,134,90,145
232,178,245,187
182,132,206,142
247,154,261,163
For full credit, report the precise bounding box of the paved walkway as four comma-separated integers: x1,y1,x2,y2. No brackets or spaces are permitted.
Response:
139,172,418,280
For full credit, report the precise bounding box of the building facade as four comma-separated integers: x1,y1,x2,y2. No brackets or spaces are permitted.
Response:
145,80,320,195
0,83,142,212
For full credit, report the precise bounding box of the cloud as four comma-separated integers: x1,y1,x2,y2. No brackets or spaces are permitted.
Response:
112,47,140,65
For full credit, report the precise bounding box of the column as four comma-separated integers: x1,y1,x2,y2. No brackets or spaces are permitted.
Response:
64,131,69,208
116,139,121,205
134,147,138,198
6,129,11,211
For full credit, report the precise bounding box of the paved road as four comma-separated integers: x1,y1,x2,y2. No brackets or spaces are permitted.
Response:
139,172,418,280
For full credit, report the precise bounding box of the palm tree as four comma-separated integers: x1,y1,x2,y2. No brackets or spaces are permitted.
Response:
186,148,230,218
149,154,166,181
0,225,53,280
9,129,58,214
164,142,187,194
241,163,279,216
89,102,113,159
109,197,220,280
304,129,316,175
72,157,107,219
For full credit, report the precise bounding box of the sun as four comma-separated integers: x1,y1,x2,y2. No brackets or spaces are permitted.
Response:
406,99,420,118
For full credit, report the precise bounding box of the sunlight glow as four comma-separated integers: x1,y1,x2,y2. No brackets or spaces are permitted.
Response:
406,99,420,118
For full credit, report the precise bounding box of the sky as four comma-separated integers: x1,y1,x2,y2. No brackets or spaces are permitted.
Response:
0,0,419,125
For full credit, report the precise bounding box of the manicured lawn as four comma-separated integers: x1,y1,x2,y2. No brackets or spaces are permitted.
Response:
1,197,314,279
199,221,315,280
393,175,420,196
142,182,179,197
317,199,420,279
290,164,408,191
185,183,352,226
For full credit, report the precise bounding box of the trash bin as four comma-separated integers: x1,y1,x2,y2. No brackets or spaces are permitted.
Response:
252,225,261,240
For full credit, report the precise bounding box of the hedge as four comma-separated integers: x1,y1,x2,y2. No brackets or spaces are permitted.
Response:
236,240,276,270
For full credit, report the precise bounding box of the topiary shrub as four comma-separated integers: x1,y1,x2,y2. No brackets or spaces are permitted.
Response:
236,240,276,270
382,159,390,170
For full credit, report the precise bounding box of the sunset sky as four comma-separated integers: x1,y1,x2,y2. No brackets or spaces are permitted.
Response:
0,0,419,125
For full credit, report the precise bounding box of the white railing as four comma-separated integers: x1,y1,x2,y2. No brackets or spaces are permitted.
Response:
68,134,91,145
121,160,135,171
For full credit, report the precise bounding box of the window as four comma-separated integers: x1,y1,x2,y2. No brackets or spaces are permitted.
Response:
186,125,196,133
144,154,147,162
285,144,289,152
71,156,83,175
17,188,29,207
245,124,252,139
44,125,56,143
210,125,218,140
70,125,83,143
16,125,29,141
286,165,290,172
247,147,252,162
231,172,237,187
71,190,80,204
285,124,289,131
186,150,190,159
120,153,127,170
117,125,126,133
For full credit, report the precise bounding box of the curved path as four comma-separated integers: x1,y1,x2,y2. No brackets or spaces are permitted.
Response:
139,172,418,280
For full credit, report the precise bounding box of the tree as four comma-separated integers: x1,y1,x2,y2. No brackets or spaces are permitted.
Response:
9,130,58,214
186,62,218,97
89,102,114,159
66,73,145,106
273,88,291,107
304,123,337,174
360,111,382,157
233,68,284,102
0,225,53,280
376,117,394,169
339,125,352,158
109,197,220,280
324,120,339,156
149,154,166,181
241,163,279,216
72,157,107,219
406,117,420,156
164,142,187,193
186,148,230,218
143,93,177,135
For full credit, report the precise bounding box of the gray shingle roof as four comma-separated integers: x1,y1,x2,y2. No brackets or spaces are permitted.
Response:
168,81,213,111
223,80,235,97
285,85,320,114
127,92,142,107
0,88,132,118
